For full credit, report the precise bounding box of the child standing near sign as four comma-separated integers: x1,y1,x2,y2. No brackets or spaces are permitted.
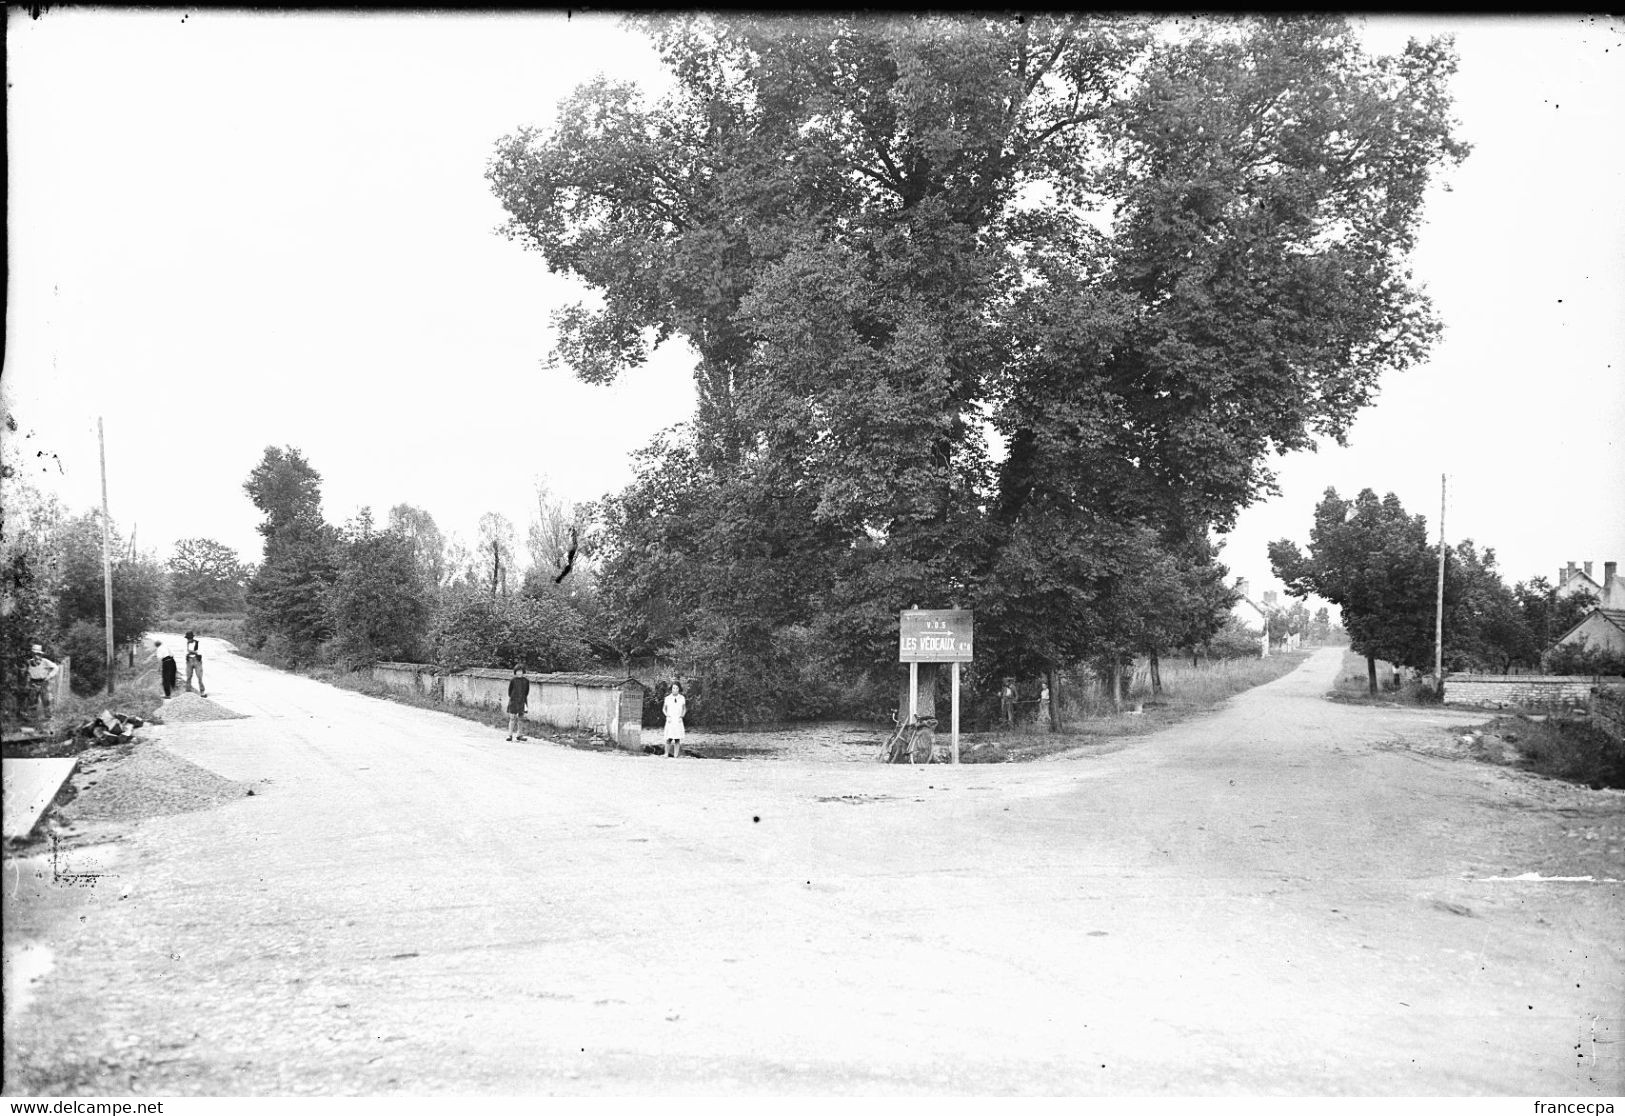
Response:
662,681,687,758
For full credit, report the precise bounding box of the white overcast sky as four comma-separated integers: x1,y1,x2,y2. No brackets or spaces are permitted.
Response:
5,10,1623,597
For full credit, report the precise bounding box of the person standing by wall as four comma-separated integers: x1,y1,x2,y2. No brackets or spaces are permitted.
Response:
25,644,60,721
183,631,207,697
1000,678,1017,726
150,639,178,698
506,664,530,742
1037,680,1050,727
662,681,687,758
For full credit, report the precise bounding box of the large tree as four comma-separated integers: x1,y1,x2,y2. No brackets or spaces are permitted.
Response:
387,504,448,589
244,446,337,659
492,15,1467,718
168,537,250,613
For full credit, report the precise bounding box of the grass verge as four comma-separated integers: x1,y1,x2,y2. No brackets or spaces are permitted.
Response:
1463,714,1625,790
1327,648,1437,706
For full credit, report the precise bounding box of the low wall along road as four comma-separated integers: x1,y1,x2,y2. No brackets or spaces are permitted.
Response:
1447,674,1621,711
372,662,644,748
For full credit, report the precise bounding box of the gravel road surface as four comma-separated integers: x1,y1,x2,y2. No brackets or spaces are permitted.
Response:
4,640,1621,1096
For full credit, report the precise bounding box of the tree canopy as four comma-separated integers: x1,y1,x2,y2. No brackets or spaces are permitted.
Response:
244,445,338,659
168,537,250,613
489,15,1467,716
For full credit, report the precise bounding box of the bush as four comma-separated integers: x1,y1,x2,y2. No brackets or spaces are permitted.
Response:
431,591,590,673
1205,618,1268,660
1511,717,1625,789
1544,641,1625,678
327,529,430,667
60,620,109,695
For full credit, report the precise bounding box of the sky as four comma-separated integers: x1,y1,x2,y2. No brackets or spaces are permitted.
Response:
5,10,1624,600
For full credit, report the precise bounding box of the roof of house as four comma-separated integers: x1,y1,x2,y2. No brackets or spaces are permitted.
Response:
1558,571,1604,595
1550,607,1625,648
1231,595,1268,617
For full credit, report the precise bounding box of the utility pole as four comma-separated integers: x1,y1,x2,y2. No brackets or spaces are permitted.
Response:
99,417,115,695
1433,473,1446,693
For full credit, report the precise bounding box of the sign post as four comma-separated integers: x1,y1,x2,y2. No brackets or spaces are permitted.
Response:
899,608,973,764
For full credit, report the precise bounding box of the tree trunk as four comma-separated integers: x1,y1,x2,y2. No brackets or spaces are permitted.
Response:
1150,649,1162,696
1047,665,1060,732
1366,654,1378,696
896,662,939,725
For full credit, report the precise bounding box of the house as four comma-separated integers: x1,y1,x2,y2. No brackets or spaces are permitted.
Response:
1556,560,1622,608
1260,589,1302,651
1548,560,1625,661
1549,608,1625,659
1230,578,1271,658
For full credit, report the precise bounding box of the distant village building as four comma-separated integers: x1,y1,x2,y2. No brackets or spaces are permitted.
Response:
1260,590,1302,651
1556,559,1622,608
1548,559,1625,661
1231,578,1270,658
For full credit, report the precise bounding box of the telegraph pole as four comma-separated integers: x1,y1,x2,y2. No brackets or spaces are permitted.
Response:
99,417,116,695
1433,473,1446,693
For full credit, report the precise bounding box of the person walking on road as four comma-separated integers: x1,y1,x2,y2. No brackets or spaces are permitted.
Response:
506,664,530,741
150,639,178,698
662,681,687,758
183,631,207,697
25,644,60,721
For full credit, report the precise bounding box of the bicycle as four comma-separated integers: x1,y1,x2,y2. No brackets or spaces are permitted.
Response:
879,712,939,764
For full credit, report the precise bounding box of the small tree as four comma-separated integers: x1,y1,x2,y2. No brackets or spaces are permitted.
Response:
1515,576,1595,661
475,512,518,598
1270,488,1436,694
56,511,167,653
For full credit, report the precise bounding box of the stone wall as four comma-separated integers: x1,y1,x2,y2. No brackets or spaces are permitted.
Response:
1444,674,1614,711
372,662,644,748
373,661,440,700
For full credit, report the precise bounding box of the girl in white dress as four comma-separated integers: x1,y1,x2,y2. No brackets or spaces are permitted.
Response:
662,682,687,758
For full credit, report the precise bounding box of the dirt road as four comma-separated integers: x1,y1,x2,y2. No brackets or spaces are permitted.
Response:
4,642,1621,1095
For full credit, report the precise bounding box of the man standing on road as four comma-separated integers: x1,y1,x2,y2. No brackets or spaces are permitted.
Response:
150,639,178,698
25,644,60,721
506,664,530,742
1000,678,1017,726
183,631,207,697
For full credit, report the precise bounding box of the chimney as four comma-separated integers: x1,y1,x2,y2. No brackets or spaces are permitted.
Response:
1607,561,1618,589
1584,561,1593,578
1263,590,1279,606
1236,578,1250,599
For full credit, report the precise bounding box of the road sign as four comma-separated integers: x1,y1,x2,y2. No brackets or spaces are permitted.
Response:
899,609,973,662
